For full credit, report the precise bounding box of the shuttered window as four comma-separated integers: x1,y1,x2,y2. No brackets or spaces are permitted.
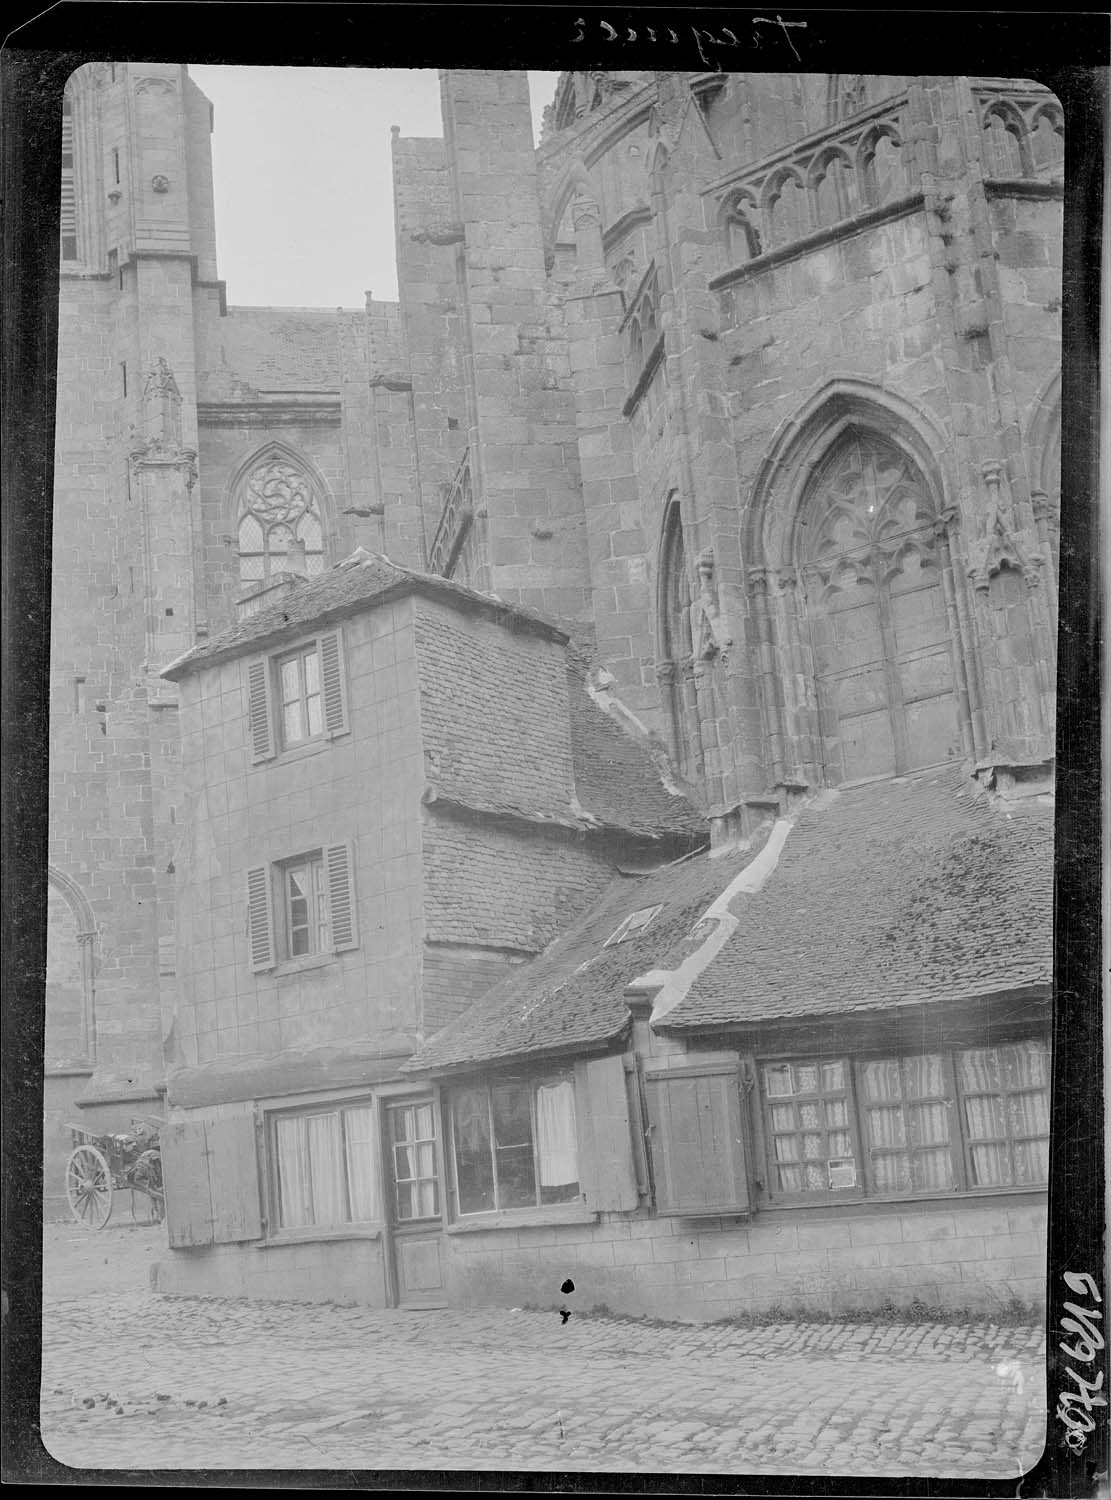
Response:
643,1065,752,1218
245,630,347,764
248,846,358,970
575,1054,639,1211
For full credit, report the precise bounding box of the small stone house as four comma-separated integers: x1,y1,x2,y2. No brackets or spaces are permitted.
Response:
155,548,1051,1317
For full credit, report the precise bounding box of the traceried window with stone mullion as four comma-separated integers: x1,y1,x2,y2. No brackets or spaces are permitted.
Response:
237,458,325,584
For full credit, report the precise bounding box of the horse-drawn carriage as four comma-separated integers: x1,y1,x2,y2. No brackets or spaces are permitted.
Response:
63,1115,165,1229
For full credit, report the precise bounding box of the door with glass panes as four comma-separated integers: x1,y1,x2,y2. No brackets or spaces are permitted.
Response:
384,1098,447,1308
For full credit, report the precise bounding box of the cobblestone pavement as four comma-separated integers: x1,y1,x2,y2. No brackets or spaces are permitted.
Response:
39,1222,1046,1476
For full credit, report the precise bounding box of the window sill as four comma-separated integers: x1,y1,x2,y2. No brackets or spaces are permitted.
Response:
268,732,350,768
274,953,335,977
446,1205,598,1234
258,1224,383,1248
756,1184,1049,1214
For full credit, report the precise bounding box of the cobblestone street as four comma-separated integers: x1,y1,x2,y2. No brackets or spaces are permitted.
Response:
38,1221,1047,1477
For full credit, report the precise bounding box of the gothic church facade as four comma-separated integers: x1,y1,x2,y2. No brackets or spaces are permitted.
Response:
49,66,1060,1317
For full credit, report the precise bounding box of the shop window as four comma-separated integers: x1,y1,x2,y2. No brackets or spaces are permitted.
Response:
957,1041,1050,1188
449,1074,579,1215
246,842,358,972
757,1039,1050,1205
245,628,348,763
269,1100,378,1231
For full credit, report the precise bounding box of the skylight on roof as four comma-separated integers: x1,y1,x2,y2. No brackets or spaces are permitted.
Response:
603,904,663,947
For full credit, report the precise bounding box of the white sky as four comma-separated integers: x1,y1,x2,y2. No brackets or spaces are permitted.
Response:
186,67,561,309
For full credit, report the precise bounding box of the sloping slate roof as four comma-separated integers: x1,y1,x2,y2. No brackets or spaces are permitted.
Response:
664,765,1054,1032
404,842,754,1074
161,552,567,679
569,683,707,840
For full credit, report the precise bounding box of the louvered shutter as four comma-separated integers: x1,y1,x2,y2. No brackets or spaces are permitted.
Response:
324,841,358,951
643,1066,751,1217
246,865,275,972
319,630,349,737
246,658,275,762
574,1054,639,1211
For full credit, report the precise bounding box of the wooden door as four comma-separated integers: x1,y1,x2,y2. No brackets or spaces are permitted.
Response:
384,1098,447,1309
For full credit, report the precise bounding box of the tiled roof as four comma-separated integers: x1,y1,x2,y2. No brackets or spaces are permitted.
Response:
161,551,568,679
663,764,1054,1032
404,842,753,1075
569,682,706,841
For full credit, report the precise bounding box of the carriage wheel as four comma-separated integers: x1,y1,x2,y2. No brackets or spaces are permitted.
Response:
65,1146,113,1229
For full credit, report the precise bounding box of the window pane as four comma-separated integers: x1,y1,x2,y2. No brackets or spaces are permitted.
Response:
303,649,320,694
825,1098,849,1128
415,1104,434,1138
795,1065,819,1093
306,693,323,737
770,1104,795,1131
866,1106,905,1148
802,1133,823,1160
395,1144,413,1181
397,1182,415,1220
828,1130,853,1156
970,1141,1012,1187
963,1094,1006,1140
798,1102,821,1129
492,1084,536,1208
764,1065,792,1097
283,700,305,744
778,1163,803,1191
916,1146,955,1190
821,1062,845,1091
862,1060,901,1103
453,1089,495,1214
958,1048,1003,1092
344,1106,377,1222
774,1135,799,1163
239,515,264,553
1013,1138,1049,1185
1008,1090,1050,1138
873,1152,911,1192
280,657,300,703
908,1101,948,1146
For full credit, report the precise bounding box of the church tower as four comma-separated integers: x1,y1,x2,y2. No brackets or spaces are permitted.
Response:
46,61,217,1212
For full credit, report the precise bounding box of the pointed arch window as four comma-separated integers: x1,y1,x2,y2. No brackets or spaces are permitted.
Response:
659,500,696,775
236,455,326,585
800,433,962,784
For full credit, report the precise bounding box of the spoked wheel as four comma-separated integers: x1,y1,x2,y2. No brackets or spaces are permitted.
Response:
65,1146,113,1229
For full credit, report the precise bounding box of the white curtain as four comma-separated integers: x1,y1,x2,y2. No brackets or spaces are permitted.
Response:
275,1115,310,1228
536,1081,578,1188
344,1106,378,1223
307,1113,343,1225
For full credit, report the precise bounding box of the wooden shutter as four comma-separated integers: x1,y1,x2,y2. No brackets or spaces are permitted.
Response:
643,1065,751,1217
161,1117,264,1249
319,629,349,737
246,658,275,762
574,1054,639,1212
246,865,276,972
205,1117,264,1243
324,841,358,951
161,1120,214,1247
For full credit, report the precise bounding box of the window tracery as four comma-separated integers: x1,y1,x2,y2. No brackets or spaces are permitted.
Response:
236,456,325,585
